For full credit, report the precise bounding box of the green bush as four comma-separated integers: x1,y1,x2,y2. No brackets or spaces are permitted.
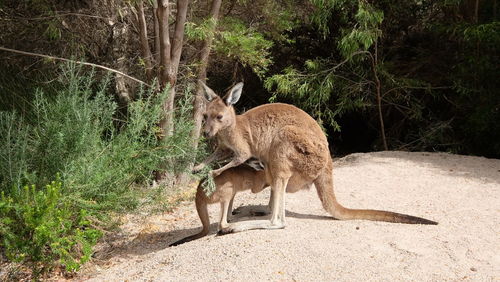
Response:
0,63,197,275
0,177,101,275
0,64,196,212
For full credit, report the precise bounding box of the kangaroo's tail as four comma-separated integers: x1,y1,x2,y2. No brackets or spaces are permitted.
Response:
313,164,437,225
170,180,212,246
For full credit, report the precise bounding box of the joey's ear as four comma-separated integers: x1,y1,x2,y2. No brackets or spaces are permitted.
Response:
199,80,218,102
224,82,244,105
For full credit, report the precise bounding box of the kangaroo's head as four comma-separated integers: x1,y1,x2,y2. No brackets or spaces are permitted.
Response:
200,81,243,138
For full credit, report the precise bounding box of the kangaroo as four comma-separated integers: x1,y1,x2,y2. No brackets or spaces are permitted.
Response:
193,81,437,234
170,161,269,246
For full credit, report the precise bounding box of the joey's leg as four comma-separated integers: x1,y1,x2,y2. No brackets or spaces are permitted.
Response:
248,189,273,216
218,177,289,235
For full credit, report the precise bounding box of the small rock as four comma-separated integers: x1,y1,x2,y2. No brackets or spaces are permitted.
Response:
356,226,359,230
470,267,477,272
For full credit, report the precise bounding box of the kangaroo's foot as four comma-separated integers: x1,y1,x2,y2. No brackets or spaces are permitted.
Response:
217,220,285,235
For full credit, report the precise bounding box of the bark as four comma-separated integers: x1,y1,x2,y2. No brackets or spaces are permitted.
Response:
157,0,189,137
157,0,171,90
191,0,223,150
156,0,173,137
112,19,132,104
154,0,190,183
136,0,154,81
171,0,189,74
153,0,161,63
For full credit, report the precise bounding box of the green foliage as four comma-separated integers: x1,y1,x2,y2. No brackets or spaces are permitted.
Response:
265,58,371,131
337,1,383,58
256,0,298,42
463,22,500,45
185,18,217,41
309,0,350,38
215,18,274,77
199,166,216,197
0,63,196,213
0,63,198,275
44,17,62,41
447,21,500,156
0,178,101,275
266,1,384,131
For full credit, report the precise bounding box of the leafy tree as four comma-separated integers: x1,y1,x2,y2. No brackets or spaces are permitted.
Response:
266,0,390,148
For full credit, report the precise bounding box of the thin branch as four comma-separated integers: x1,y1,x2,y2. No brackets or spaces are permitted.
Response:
397,119,454,150
369,42,388,150
319,51,370,75
9,12,112,22
381,98,412,114
383,85,451,98
0,46,150,87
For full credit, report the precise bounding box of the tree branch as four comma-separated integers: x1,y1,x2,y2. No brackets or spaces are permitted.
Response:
0,46,150,87
170,0,190,82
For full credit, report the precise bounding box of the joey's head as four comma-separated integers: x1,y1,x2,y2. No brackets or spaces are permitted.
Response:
200,81,243,138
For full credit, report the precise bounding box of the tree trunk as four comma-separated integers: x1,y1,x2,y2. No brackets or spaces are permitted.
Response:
156,0,171,90
191,0,223,150
136,0,154,81
173,0,222,185
156,0,173,138
112,18,132,104
154,0,190,184
157,0,189,138
153,0,161,63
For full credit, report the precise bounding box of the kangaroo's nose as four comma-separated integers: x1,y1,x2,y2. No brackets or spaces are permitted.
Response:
203,131,210,138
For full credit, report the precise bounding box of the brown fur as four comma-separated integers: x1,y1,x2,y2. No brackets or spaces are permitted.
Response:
170,165,268,246
193,82,437,234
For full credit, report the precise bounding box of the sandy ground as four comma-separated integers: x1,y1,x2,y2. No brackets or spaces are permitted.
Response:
78,151,500,281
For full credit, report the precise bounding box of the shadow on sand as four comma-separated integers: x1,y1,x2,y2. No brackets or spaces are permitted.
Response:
92,205,333,261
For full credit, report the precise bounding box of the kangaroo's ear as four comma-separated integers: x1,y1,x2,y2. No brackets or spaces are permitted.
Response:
199,80,218,102
224,82,244,105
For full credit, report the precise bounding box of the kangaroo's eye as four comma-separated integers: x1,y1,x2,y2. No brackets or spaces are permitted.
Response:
216,114,223,120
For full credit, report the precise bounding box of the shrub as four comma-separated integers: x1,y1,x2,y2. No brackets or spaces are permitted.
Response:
0,177,102,275
0,64,196,213
0,63,197,275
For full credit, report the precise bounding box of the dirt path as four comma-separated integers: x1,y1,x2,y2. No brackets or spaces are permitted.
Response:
79,151,500,281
